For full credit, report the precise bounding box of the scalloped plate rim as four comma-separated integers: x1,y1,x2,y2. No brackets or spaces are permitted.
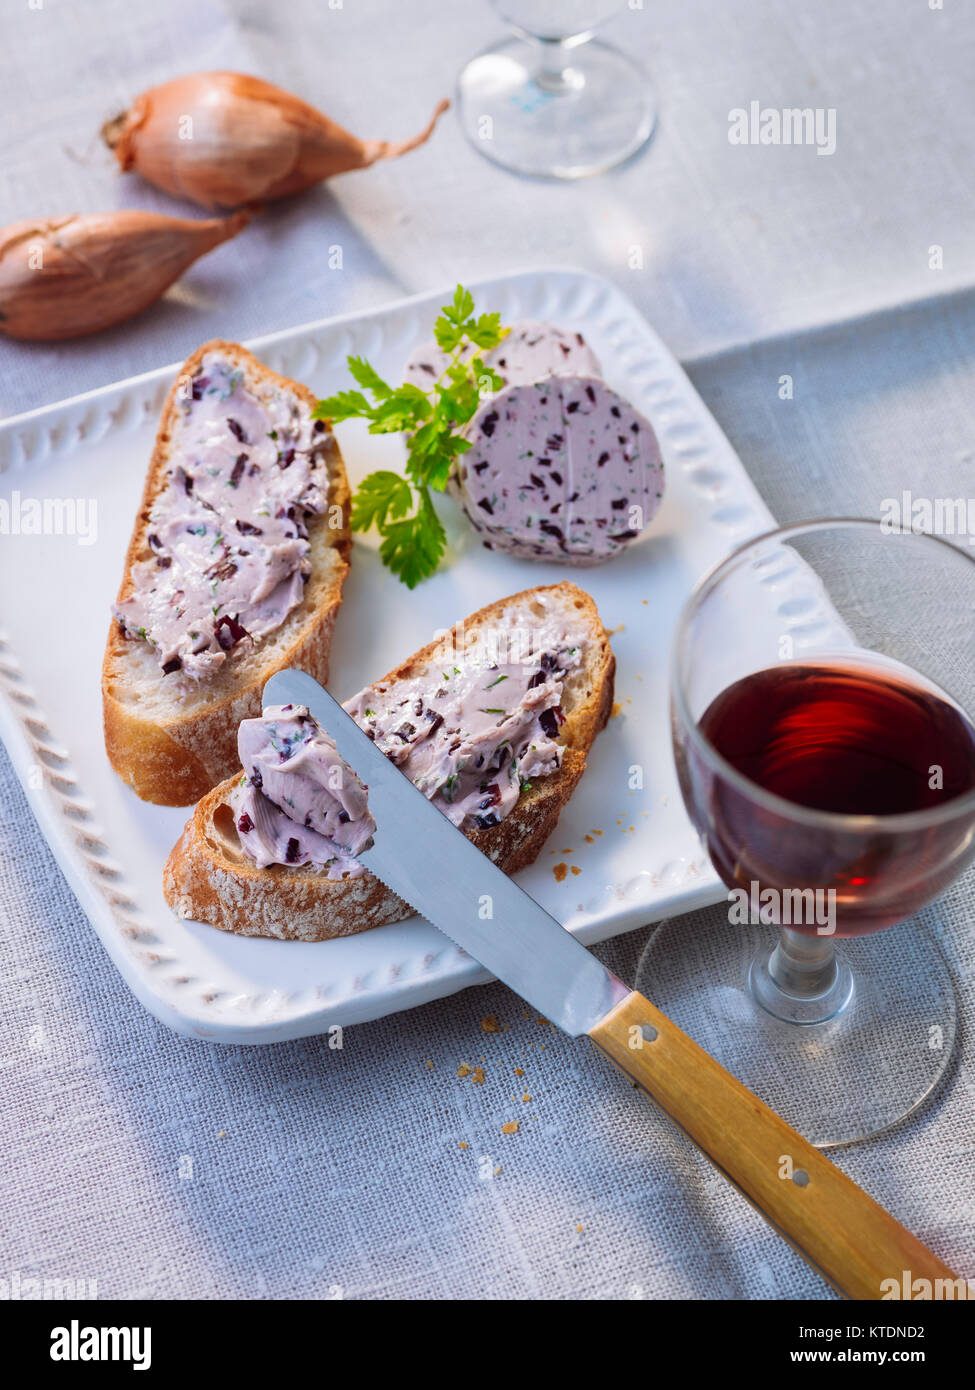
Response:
0,267,789,1043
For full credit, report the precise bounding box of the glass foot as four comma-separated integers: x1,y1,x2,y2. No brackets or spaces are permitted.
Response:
456,35,656,178
635,916,957,1147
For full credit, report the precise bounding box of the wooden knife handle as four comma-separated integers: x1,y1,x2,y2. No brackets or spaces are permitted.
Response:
590,990,959,1300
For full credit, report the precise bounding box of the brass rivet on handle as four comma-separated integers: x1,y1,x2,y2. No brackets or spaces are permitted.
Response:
793,1169,810,1187
641,1024,658,1043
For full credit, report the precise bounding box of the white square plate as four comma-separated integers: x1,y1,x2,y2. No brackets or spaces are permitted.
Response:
0,270,780,1042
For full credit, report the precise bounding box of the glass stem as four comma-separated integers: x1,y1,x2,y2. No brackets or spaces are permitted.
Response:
750,927,853,1025
533,38,585,94
767,927,838,999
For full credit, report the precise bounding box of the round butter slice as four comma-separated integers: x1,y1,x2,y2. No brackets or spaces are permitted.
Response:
449,375,665,565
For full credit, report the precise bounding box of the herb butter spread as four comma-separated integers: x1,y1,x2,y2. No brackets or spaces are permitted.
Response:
450,375,664,565
113,353,332,681
231,606,587,873
231,704,375,878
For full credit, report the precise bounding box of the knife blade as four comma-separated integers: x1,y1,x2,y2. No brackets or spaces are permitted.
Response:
262,667,963,1301
263,666,630,1033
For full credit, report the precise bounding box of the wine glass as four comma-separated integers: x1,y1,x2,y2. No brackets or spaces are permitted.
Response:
456,1,656,178
636,519,975,1147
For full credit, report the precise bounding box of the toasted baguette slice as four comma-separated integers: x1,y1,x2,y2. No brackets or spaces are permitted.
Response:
163,582,615,941
102,340,351,806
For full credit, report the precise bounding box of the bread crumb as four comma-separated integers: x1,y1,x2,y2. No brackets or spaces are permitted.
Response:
576,1223,585,1232
217,1130,226,1139
553,862,569,882
571,865,581,876
584,833,595,843
494,1166,502,1176
590,828,603,836
458,1141,468,1149
501,1121,519,1135
610,702,622,718
612,622,625,633
642,599,648,605
514,1067,524,1077
456,1062,471,1078
521,1092,532,1103
536,1016,550,1026
472,1066,485,1085
480,1014,501,1033
425,1060,434,1069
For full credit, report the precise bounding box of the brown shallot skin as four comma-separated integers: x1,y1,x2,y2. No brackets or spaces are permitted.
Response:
0,210,249,341
102,71,449,209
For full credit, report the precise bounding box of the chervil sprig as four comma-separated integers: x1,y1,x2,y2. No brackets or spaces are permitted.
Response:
313,285,508,587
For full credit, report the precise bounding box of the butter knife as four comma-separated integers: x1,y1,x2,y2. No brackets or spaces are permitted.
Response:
264,667,960,1301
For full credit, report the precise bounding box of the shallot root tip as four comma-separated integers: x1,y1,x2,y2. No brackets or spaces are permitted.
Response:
364,97,450,166
100,111,127,152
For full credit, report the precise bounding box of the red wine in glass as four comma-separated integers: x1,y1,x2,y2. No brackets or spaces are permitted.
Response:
691,661,975,937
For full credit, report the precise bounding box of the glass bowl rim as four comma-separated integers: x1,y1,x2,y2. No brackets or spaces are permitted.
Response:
670,516,975,834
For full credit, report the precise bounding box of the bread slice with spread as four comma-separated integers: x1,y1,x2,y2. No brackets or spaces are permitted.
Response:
103,340,351,806
163,582,615,941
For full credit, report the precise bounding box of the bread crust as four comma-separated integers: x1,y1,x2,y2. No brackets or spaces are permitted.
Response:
163,582,615,941
102,340,351,805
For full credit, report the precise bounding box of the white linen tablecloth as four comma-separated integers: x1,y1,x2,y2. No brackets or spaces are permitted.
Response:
1,0,972,1300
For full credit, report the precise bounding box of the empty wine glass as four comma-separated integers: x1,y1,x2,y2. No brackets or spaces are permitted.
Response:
457,1,656,178
637,520,975,1147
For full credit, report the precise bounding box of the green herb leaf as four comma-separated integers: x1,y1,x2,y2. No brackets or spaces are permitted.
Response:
468,312,506,349
449,284,476,323
313,390,374,424
368,384,432,434
314,285,508,586
347,356,392,399
432,316,462,353
349,471,414,533
378,488,446,589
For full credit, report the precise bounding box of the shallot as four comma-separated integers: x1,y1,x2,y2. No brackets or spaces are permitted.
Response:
102,71,449,209
0,209,249,340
